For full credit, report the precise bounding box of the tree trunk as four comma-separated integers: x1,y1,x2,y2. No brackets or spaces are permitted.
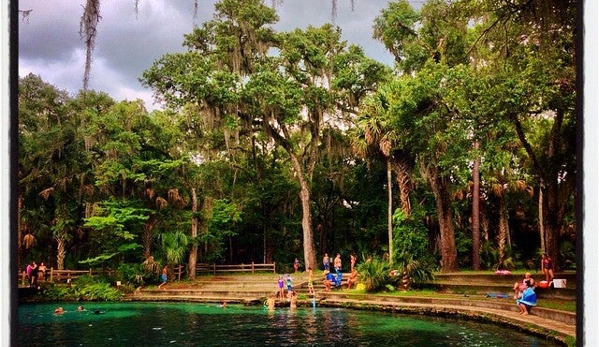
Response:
471,141,481,270
512,109,569,272
424,163,457,272
188,188,198,280
387,159,393,265
56,234,66,270
391,152,413,216
289,154,317,271
142,216,157,259
496,190,510,268
299,181,317,270
545,175,561,271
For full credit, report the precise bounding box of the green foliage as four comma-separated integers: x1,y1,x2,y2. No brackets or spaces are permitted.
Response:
160,231,189,265
559,240,576,270
40,276,124,301
392,209,429,260
82,199,148,266
356,256,395,292
391,209,436,289
70,276,124,301
112,263,149,287
479,241,498,270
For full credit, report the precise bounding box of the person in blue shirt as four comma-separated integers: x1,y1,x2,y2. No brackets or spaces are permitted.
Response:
516,280,537,315
323,270,336,292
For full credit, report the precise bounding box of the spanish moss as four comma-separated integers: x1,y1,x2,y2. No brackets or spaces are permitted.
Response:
80,0,101,92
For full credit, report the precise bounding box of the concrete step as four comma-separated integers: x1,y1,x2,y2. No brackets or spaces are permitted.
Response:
321,292,576,326
433,272,577,288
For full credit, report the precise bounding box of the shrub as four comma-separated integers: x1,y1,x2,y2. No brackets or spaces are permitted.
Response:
356,257,394,292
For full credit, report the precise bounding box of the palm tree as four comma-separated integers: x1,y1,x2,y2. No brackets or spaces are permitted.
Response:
353,87,415,265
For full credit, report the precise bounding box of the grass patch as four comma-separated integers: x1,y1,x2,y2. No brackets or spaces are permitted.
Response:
539,300,576,312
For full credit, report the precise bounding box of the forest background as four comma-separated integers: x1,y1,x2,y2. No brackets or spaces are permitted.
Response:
16,0,577,284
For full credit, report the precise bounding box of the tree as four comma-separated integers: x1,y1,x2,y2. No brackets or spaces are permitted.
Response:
142,0,389,270
455,0,577,269
18,74,96,270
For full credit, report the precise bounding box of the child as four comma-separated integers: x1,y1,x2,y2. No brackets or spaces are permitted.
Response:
513,272,535,299
323,253,330,271
541,253,555,283
288,290,298,309
277,275,285,299
307,267,314,295
265,295,276,310
158,265,168,289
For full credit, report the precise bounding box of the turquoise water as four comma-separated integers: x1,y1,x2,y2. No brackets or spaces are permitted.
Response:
18,302,561,346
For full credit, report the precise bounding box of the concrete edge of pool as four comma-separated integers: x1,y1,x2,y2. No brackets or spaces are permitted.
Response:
123,294,576,346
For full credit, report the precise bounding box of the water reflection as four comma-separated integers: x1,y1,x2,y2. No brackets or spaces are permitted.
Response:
17,302,561,347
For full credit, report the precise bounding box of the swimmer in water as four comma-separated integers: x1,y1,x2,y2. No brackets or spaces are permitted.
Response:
54,307,64,314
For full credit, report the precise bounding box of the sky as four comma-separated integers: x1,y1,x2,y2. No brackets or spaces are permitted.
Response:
18,0,404,111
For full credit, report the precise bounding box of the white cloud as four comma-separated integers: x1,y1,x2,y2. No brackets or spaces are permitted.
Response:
18,0,395,111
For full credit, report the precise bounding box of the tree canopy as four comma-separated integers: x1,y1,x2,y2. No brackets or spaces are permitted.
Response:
18,0,577,278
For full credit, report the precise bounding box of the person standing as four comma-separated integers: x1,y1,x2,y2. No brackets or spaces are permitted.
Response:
350,254,356,271
541,253,555,283
307,267,315,295
322,253,330,271
293,258,300,273
334,253,342,272
26,262,33,286
38,262,47,281
277,275,285,299
29,262,39,287
158,265,168,289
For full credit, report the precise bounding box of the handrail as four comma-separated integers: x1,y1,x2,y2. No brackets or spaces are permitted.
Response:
195,262,276,275
19,268,112,286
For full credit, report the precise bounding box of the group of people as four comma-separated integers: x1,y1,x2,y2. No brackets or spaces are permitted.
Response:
54,306,104,315
25,261,48,287
511,253,555,316
268,252,359,309
322,252,358,291
270,273,298,310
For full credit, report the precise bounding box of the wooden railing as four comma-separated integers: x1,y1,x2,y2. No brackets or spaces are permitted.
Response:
20,268,112,286
195,262,276,275
20,263,276,286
